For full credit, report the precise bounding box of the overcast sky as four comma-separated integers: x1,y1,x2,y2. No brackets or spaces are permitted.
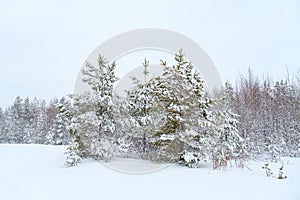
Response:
0,0,299,108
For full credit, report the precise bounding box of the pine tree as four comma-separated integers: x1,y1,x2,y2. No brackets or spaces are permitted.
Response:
22,97,35,144
66,55,119,163
46,97,71,145
0,108,5,143
118,59,160,158
262,163,273,177
62,96,84,166
212,110,246,169
5,97,25,143
67,92,95,158
211,84,246,169
64,142,82,167
148,50,214,163
278,165,287,179
33,100,48,144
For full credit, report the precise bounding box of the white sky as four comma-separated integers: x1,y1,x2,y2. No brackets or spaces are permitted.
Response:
0,0,299,108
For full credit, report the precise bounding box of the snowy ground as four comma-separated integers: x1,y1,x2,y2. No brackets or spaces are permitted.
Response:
0,144,299,200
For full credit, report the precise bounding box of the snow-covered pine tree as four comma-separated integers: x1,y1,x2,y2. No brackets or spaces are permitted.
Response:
46,97,71,145
1,109,11,144
63,92,102,166
0,108,5,143
62,98,82,167
22,97,35,144
64,140,82,167
149,50,214,164
33,100,48,144
62,95,84,166
262,163,273,177
67,92,96,158
66,55,119,163
278,165,287,179
212,110,246,169
268,80,290,161
211,83,246,169
5,97,25,143
82,55,119,161
118,59,161,158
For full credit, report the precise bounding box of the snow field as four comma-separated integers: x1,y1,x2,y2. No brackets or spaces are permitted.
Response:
0,144,299,200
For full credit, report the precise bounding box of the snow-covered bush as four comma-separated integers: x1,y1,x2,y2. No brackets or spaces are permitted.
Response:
90,137,115,161
179,151,206,168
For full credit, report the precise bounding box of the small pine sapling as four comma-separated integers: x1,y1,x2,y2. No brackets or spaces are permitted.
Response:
64,143,82,167
278,165,287,179
262,163,273,177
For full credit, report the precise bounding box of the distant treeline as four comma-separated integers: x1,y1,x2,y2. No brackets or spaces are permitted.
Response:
217,69,300,159
0,97,70,145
